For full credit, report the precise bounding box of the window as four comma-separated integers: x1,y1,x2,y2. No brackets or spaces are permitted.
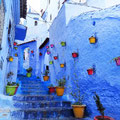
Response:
35,21,38,26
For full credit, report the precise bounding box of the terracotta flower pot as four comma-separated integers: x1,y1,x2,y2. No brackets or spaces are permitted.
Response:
43,76,49,81
72,53,78,58
115,58,120,66
72,105,86,118
54,56,58,60
48,87,56,94
56,87,64,96
50,44,54,48
89,36,96,44
94,116,115,120
9,57,13,62
61,42,66,46
87,68,94,75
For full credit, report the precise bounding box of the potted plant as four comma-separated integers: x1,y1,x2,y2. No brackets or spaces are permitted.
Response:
93,93,115,120
39,52,42,56
13,42,17,46
14,47,18,50
70,74,86,118
87,68,94,75
42,70,49,81
61,41,66,46
26,67,32,77
46,46,49,49
48,84,56,94
15,53,18,57
49,61,53,65
72,52,78,58
60,63,65,68
89,36,96,44
6,72,19,96
56,77,66,96
9,56,13,62
31,50,34,53
47,51,51,55
54,56,58,60
111,56,120,66
50,44,54,48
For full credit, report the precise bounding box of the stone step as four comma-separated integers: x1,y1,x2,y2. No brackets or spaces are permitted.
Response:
20,88,48,91
13,101,71,109
21,84,44,88
13,95,55,101
11,107,73,119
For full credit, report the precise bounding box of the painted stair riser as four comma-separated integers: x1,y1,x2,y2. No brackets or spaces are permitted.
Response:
11,109,73,119
20,88,48,91
13,96,54,101
13,102,71,108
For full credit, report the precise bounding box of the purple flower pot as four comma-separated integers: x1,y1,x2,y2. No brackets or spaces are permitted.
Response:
115,58,120,66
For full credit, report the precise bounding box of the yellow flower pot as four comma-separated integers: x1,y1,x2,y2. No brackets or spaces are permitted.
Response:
43,76,49,81
60,64,65,68
9,57,13,62
89,36,96,44
72,105,86,118
56,87,64,96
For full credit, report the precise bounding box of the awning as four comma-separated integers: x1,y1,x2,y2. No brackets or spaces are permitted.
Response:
15,24,27,41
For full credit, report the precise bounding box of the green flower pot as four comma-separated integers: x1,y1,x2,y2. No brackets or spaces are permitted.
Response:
61,42,66,46
49,61,53,65
27,73,32,77
14,47,18,50
6,86,18,96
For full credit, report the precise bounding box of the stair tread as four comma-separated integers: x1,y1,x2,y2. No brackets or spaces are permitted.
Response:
13,101,71,103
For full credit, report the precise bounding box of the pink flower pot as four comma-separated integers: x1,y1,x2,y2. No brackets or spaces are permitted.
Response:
47,51,51,55
46,46,49,49
50,44,54,48
115,58,120,66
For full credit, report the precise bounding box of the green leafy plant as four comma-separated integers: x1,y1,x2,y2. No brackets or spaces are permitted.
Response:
93,93,105,120
26,67,32,73
42,70,49,76
7,82,19,86
70,73,84,105
48,84,54,87
111,56,120,62
56,77,66,87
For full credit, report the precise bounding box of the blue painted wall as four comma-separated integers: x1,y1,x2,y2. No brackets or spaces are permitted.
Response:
49,4,120,120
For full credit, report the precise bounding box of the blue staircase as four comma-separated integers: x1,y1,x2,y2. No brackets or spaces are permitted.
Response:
11,75,92,120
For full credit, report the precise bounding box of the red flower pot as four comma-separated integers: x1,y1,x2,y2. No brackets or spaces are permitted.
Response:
31,50,34,53
54,56,58,60
87,68,94,75
46,46,49,49
48,87,56,94
14,42,17,46
50,44,54,48
39,53,42,56
72,53,78,58
94,116,115,120
115,58,120,66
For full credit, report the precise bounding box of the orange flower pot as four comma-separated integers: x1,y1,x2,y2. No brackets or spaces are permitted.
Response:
72,105,86,118
60,64,65,68
56,87,64,96
15,54,18,57
89,36,96,44
9,57,13,62
43,76,49,81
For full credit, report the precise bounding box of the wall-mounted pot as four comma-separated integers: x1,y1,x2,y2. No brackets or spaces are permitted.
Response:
39,52,42,56
47,51,51,55
46,46,49,49
49,61,53,65
72,52,78,58
115,57,120,66
54,56,58,60
13,42,17,46
31,50,34,53
9,57,13,62
87,68,94,75
61,42,66,46
60,64,65,68
14,47,18,50
15,53,18,57
89,36,96,44
50,44,54,48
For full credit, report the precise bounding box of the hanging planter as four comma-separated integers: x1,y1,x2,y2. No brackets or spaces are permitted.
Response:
54,56,58,60
31,50,34,53
15,53,18,57
39,52,42,56
72,52,78,58
50,44,54,48
14,47,18,50
9,56,13,62
89,36,96,44
13,42,17,46
61,42,66,46
60,63,65,68
87,68,94,75
47,51,51,55
49,61,53,65
46,46,49,49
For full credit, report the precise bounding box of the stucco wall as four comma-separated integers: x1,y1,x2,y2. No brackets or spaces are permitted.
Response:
49,4,120,120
